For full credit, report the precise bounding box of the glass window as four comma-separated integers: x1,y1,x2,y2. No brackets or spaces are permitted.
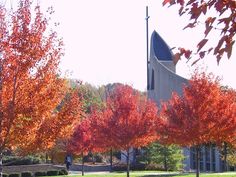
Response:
151,69,154,90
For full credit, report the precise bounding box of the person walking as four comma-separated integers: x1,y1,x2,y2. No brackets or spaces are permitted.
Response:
65,154,72,170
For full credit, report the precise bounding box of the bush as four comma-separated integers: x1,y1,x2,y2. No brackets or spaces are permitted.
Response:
131,163,146,171
3,174,8,177
21,172,33,177
145,163,164,171
58,169,68,175
46,170,59,176
83,152,103,163
8,174,20,177
112,163,145,171
93,154,103,163
112,163,127,171
34,171,47,176
3,156,40,166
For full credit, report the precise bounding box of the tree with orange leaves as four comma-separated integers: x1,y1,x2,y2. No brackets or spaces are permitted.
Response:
160,72,236,177
99,84,159,177
0,1,82,176
19,88,82,155
163,0,236,64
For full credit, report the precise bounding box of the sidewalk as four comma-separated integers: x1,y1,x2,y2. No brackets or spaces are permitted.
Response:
69,170,110,175
68,170,180,176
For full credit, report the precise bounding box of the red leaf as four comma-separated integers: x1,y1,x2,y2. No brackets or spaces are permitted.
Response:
201,3,207,15
226,40,235,59
179,6,185,16
215,1,224,12
197,39,208,52
163,0,171,6
177,0,184,6
183,22,196,30
173,53,181,65
207,17,216,25
204,26,213,37
184,50,192,59
186,0,195,6
191,58,200,66
199,51,206,58
214,36,226,55
208,47,213,54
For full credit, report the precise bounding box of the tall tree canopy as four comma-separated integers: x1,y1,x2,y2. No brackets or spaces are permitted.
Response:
160,72,236,177
0,1,82,176
163,0,236,64
101,84,159,177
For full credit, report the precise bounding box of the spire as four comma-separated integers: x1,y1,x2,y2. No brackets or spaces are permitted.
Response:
146,6,150,90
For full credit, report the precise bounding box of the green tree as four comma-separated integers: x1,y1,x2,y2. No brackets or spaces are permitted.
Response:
145,142,184,171
77,82,105,113
227,148,236,167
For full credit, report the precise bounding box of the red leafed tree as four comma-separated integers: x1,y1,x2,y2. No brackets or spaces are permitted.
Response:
100,85,160,177
68,116,104,176
0,1,82,176
160,72,236,177
163,0,236,64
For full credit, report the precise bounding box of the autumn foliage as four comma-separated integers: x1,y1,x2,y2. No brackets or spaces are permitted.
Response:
160,72,236,177
102,85,159,151
69,84,160,177
163,0,236,63
0,0,82,162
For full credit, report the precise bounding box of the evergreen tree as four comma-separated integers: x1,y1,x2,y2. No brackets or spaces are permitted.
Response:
145,142,184,171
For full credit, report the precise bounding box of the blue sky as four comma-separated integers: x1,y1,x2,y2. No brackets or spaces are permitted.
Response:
4,0,236,91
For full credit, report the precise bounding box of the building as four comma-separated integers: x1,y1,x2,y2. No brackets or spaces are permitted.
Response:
147,30,231,172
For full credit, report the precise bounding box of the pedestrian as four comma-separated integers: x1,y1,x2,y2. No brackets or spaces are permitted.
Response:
65,154,72,170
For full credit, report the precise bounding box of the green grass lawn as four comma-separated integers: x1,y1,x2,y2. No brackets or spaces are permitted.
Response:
56,171,236,177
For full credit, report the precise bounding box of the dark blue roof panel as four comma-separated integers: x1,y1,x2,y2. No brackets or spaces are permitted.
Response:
152,31,173,61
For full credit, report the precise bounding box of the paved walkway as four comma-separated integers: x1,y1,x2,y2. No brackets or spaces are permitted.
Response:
68,170,180,176
69,171,109,175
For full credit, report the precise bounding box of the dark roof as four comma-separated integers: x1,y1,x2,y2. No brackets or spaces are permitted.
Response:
152,30,173,61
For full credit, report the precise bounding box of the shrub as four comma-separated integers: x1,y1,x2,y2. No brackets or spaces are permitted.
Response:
94,154,103,163
112,163,146,171
21,172,33,177
46,170,59,176
131,163,146,171
58,169,68,175
8,173,20,177
3,174,8,177
34,171,47,176
112,163,127,171
145,163,164,171
83,152,103,163
3,156,40,166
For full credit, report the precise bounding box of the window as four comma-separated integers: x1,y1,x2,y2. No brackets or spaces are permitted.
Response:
151,69,154,90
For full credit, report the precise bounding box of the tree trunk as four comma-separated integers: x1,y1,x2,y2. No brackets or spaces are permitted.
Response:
81,152,84,176
126,148,130,177
0,151,3,177
110,148,113,172
45,153,48,163
163,146,167,171
196,146,200,177
0,61,3,177
223,142,228,172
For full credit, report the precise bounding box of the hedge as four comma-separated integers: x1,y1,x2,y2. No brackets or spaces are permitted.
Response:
8,173,20,177
21,172,33,177
59,169,68,175
46,170,59,176
34,171,47,176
